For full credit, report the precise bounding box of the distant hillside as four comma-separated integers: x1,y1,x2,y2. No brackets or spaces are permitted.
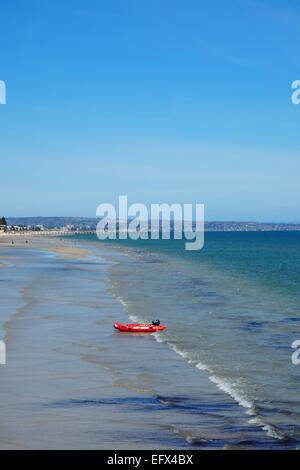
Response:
6,217,98,228
5,217,300,231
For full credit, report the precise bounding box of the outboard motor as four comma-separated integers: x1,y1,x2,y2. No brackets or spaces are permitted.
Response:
152,319,160,326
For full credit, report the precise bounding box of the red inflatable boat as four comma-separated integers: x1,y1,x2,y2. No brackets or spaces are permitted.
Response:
113,322,166,333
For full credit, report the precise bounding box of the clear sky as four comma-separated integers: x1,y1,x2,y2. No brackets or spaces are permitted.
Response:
1,0,300,221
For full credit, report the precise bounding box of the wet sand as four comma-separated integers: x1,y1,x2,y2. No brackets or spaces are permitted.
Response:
0,235,88,259
0,236,213,449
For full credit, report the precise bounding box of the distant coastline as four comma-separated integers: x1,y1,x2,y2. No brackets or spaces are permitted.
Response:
2,217,300,234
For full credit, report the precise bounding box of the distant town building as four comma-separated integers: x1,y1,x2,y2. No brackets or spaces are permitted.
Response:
0,216,7,234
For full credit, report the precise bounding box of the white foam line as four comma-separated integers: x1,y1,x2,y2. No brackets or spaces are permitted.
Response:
167,342,190,360
152,331,164,343
195,361,211,372
209,375,285,439
115,295,142,323
209,375,254,412
249,416,285,439
117,295,129,310
153,338,285,441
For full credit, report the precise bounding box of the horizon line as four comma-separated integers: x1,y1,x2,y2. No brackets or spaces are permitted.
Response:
4,216,300,225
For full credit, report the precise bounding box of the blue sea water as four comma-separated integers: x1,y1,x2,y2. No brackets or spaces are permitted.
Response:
72,231,300,447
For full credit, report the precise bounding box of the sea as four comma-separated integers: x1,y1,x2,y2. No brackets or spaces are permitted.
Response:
75,231,300,448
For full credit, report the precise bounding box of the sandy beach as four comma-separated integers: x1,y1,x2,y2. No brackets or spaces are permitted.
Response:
0,234,88,259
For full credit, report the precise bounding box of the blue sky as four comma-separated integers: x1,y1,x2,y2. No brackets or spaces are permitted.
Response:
1,0,300,221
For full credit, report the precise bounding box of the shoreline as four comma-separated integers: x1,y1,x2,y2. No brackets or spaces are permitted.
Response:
0,234,89,259
0,236,90,349
0,234,297,449
0,235,202,449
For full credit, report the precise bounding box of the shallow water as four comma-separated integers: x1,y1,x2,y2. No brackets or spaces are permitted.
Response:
1,233,300,449
72,232,300,448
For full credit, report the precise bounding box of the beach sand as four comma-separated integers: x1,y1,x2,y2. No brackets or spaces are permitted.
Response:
0,234,88,259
